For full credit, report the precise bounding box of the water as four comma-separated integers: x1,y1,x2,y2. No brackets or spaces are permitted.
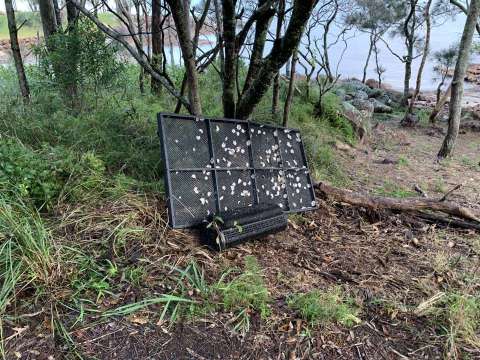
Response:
320,15,475,91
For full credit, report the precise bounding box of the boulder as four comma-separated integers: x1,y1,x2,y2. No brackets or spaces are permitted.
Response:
370,98,393,114
365,79,393,90
351,98,374,113
341,79,373,96
341,101,373,143
334,87,347,101
354,90,369,100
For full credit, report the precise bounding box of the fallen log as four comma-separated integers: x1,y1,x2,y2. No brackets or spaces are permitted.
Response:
315,182,480,224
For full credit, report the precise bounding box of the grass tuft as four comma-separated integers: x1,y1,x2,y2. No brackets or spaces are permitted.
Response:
288,287,360,328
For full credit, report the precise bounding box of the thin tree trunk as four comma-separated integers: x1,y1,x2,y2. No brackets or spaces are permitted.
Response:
438,0,480,158
406,0,432,117
430,82,451,123
5,0,30,103
135,1,145,94
401,0,417,106
272,0,285,116
221,0,237,118
283,49,297,127
151,0,163,94
213,0,225,82
166,0,202,115
362,33,374,84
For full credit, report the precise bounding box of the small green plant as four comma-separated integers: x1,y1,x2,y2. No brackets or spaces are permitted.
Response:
398,156,409,166
460,156,479,170
425,292,480,356
288,287,360,328
375,180,415,198
123,265,146,287
416,109,430,126
216,256,270,333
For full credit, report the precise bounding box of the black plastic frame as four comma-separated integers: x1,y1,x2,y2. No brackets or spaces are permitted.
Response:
157,112,317,228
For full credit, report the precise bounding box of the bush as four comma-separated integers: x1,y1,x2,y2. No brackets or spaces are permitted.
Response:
35,17,125,107
0,138,105,208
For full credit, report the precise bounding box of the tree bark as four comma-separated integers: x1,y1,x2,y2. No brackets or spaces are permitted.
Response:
5,0,30,103
430,82,451,123
39,0,58,41
135,0,145,94
438,0,480,158
236,0,317,120
401,0,418,106
166,0,202,115
271,0,285,116
283,49,297,127
151,0,163,94
221,0,237,118
53,0,62,29
362,33,374,84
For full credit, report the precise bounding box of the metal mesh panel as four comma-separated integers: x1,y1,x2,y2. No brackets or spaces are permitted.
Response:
250,125,281,168
255,169,288,210
158,113,316,228
216,170,255,211
169,170,216,227
277,129,305,169
285,170,316,211
211,121,251,168
163,116,211,169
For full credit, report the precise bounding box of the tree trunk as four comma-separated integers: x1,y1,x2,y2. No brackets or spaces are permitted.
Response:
221,0,237,118
362,33,374,84
283,49,297,127
405,0,432,117
236,0,317,120
53,0,62,29
430,82,451,123
401,0,417,106
135,1,145,94
213,0,225,82
166,0,202,115
5,0,30,103
39,0,58,41
438,0,480,158
151,0,163,94
271,0,285,116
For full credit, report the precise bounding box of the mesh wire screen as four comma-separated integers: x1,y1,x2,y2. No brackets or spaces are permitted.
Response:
211,121,251,168
216,170,255,211
158,113,316,228
250,125,281,168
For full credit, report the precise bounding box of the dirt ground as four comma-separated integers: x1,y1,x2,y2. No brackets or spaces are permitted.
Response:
4,120,480,360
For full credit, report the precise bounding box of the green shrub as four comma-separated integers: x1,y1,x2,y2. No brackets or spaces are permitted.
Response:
318,93,355,145
0,138,105,208
35,17,125,107
288,287,360,328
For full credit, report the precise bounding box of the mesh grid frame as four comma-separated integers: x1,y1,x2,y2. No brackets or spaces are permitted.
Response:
158,113,317,228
